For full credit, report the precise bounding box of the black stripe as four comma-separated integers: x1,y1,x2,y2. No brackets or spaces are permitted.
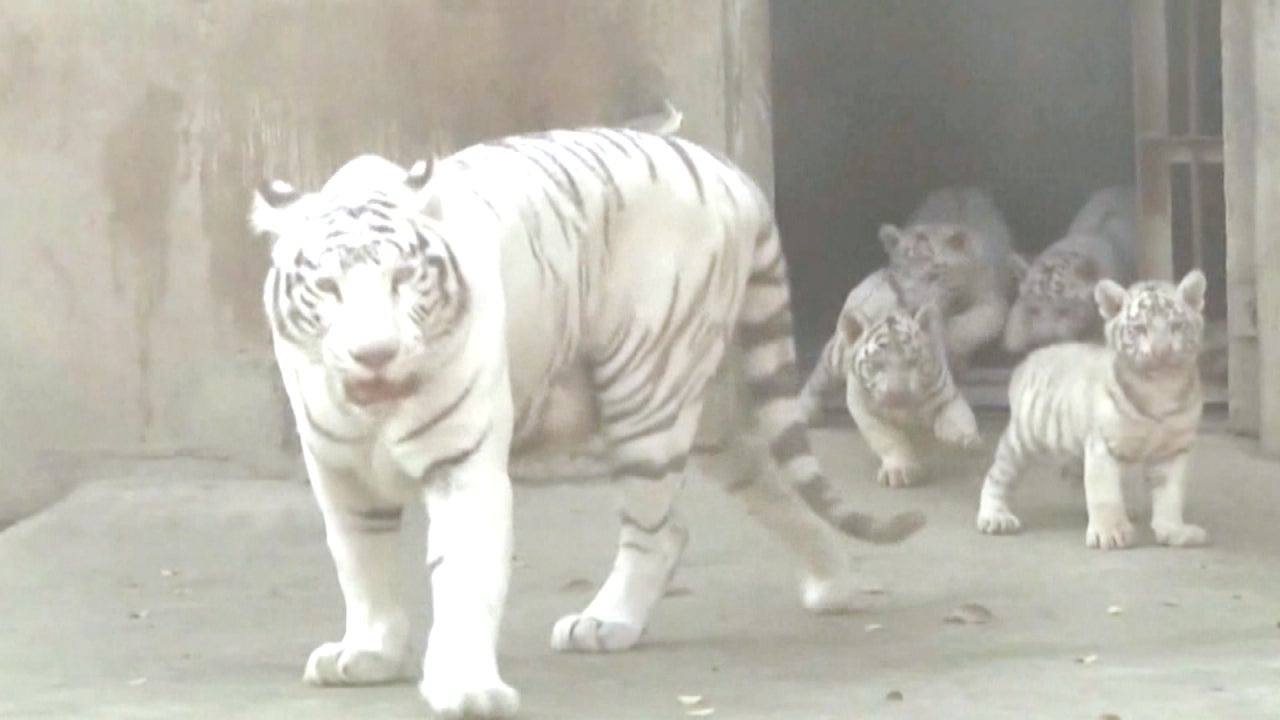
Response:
618,131,659,180
525,142,586,211
748,247,786,286
420,426,490,481
566,137,625,209
664,137,705,203
344,506,404,533
540,186,576,245
613,455,688,480
769,424,810,466
620,540,655,554
397,372,478,444
620,510,671,535
587,128,634,158
427,556,443,574
301,396,364,444
746,364,800,402
739,305,794,347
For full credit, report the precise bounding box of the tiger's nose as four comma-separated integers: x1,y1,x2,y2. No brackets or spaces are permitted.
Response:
350,342,397,370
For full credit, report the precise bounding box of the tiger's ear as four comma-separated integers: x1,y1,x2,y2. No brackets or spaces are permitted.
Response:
1075,256,1100,284
1009,253,1030,283
1177,268,1207,313
250,179,302,237
878,224,903,256
839,311,866,346
1094,278,1128,320
944,229,968,252
405,157,446,219
912,302,941,335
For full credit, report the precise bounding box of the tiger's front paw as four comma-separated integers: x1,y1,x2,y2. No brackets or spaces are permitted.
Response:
976,502,1022,535
303,641,411,686
877,462,922,488
420,642,519,720
420,675,519,720
1152,521,1210,548
1085,516,1136,550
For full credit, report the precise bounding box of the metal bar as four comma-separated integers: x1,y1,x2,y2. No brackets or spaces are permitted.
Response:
1186,0,1204,272
1137,135,1224,164
1251,0,1280,454
1221,0,1260,434
1132,0,1175,280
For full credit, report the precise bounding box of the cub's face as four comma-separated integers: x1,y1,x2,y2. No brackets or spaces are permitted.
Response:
879,223,981,310
1004,253,1102,353
1095,270,1206,373
841,305,946,409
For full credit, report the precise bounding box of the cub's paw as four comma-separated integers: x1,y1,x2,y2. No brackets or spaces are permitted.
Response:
550,613,644,653
1153,522,1210,548
1085,517,1136,550
976,504,1022,535
420,675,519,720
303,641,411,687
800,573,868,615
877,463,923,488
934,417,981,449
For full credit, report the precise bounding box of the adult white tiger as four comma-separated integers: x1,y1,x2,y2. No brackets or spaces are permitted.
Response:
251,121,925,718
977,269,1208,550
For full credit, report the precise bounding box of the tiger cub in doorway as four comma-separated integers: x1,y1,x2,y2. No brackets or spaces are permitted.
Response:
877,186,1021,377
1004,186,1137,353
977,269,1209,550
802,281,979,487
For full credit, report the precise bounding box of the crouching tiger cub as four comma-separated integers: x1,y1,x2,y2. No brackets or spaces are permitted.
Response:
1004,186,1137,353
977,269,1208,550
251,120,925,718
800,272,979,487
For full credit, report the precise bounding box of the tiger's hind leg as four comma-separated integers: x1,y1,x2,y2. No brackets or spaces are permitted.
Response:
549,317,727,653
549,396,708,653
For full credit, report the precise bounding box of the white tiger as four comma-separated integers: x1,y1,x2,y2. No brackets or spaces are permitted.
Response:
250,120,925,718
976,269,1208,550
806,295,979,487
1003,186,1137,353
800,187,1016,421
877,186,1020,377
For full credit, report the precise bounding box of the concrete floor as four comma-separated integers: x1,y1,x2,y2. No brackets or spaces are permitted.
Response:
2,415,1278,720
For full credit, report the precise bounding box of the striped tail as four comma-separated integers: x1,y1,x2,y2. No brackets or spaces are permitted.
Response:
735,223,926,544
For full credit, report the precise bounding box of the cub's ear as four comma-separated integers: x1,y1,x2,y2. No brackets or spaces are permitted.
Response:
1009,253,1030,284
839,311,866,346
912,301,941,335
878,224,903,256
1178,268,1207,313
250,179,302,237
944,229,968,252
1094,278,1128,321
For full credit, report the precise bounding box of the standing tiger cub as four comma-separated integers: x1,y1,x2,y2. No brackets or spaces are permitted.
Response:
251,121,925,718
977,269,1208,550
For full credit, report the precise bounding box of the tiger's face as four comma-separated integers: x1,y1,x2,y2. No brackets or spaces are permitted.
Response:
251,155,465,408
879,223,980,310
1095,269,1206,373
841,305,946,409
1004,252,1102,353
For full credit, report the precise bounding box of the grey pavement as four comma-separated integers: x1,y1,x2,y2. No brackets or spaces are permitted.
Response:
2,417,1278,720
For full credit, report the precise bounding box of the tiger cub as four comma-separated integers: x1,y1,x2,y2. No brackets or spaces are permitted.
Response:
878,186,1020,376
1004,186,1137,353
977,269,1208,550
806,293,979,488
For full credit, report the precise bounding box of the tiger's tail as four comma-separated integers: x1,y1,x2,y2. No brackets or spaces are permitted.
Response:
733,222,927,544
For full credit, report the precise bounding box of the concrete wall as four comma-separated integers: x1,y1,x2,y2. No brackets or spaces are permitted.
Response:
0,0,762,521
